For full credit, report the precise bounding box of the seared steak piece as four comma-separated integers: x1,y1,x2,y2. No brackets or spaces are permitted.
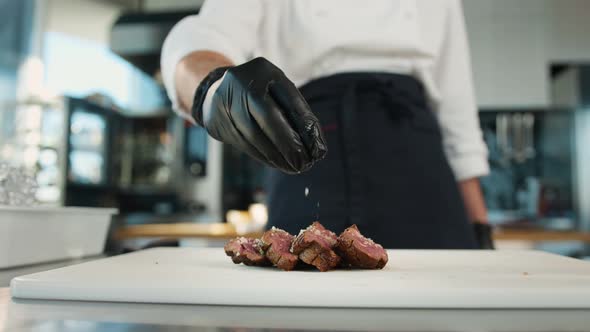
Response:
260,227,299,271
224,237,269,266
291,222,341,272
336,225,388,269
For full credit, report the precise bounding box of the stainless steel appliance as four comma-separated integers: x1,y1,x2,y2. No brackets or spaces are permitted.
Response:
109,9,267,223
551,65,590,232
479,64,590,237
0,96,183,210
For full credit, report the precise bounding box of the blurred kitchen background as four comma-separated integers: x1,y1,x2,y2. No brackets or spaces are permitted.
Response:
1,0,589,257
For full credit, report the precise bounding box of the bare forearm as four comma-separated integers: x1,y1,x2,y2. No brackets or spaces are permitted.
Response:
175,50,234,115
458,177,488,224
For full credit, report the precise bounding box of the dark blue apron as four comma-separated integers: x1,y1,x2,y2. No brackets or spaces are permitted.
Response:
266,73,477,249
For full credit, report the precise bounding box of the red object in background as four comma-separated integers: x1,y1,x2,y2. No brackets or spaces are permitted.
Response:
322,123,338,132
538,185,549,217
538,184,568,217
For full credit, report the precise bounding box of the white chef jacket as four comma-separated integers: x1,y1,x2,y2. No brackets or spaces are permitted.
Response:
161,0,489,180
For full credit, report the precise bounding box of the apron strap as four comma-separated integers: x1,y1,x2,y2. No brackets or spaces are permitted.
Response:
341,84,366,226
339,78,420,227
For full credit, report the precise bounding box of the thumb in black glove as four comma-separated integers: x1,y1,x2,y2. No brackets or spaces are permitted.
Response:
192,57,327,174
472,222,495,249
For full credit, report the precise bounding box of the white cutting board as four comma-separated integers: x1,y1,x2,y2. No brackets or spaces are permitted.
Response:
10,248,590,308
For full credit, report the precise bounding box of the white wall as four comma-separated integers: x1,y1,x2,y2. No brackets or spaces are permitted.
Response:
464,0,550,108
43,0,125,45
463,0,590,109
142,0,203,12
547,0,590,62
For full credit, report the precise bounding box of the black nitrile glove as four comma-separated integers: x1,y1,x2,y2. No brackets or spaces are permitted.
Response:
192,57,327,174
473,222,495,249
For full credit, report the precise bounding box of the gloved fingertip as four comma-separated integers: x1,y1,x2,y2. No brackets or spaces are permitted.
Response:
286,153,315,174
317,144,328,160
310,124,328,160
281,166,303,175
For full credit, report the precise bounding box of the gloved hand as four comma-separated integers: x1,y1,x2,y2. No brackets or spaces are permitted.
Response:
192,57,327,174
472,222,495,249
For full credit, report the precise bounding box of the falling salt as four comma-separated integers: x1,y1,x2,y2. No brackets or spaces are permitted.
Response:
315,201,320,221
305,187,309,197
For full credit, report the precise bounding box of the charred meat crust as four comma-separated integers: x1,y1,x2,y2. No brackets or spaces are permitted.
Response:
291,222,341,272
224,237,269,266
260,227,299,271
336,224,388,269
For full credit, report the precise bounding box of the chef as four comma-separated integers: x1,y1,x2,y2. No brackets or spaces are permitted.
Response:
161,0,494,249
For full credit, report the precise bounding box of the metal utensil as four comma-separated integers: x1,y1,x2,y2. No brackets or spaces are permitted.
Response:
496,114,510,163
523,113,536,159
511,113,525,163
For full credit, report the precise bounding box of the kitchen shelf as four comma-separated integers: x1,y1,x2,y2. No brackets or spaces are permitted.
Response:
494,228,590,242
114,224,590,244
114,222,263,240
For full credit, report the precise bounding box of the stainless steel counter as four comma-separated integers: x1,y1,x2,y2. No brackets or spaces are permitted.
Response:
0,257,102,288
2,288,590,332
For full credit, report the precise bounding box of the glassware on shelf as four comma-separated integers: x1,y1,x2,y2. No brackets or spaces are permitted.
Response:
1,99,65,205
0,162,38,206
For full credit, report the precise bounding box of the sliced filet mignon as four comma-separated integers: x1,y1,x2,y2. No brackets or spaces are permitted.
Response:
336,224,388,269
290,222,340,272
224,237,269,266
260,227,299,271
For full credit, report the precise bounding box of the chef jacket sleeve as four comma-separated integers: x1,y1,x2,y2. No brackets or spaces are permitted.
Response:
433,0,489,181
161,0,263,118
